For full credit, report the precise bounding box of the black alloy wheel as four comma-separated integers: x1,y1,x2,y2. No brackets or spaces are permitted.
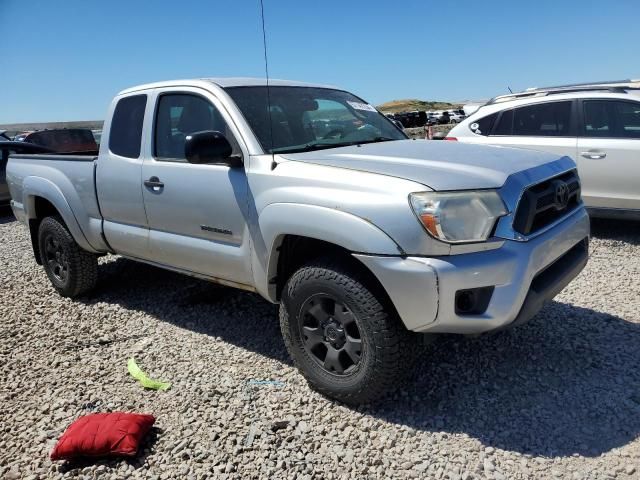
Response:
299,294,362,375
43,233,69,284
37,216,98,297
279,258,418,404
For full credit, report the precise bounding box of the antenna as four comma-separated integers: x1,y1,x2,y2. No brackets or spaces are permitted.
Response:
508,86,513,93
259,0,275,160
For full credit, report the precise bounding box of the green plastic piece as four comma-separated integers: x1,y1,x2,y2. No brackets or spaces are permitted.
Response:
127,358,171,391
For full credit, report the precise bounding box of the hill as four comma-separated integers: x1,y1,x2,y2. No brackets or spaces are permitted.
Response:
377,99,461,114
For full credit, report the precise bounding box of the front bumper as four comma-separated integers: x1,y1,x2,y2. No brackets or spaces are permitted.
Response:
355,207,590,334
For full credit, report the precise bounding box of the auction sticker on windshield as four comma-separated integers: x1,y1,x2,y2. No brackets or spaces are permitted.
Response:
347,101,377,112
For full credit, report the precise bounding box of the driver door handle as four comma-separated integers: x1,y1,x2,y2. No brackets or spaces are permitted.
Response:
144,176,164,189
580,151,606,159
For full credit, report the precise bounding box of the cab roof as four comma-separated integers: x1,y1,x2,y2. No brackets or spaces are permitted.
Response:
118,77,337,95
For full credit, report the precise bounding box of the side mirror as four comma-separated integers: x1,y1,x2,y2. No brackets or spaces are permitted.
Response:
185,130,241,167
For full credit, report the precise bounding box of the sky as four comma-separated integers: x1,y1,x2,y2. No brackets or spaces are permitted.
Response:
1,0,638,124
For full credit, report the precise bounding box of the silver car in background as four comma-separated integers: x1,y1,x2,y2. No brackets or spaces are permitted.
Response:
447,83,640,218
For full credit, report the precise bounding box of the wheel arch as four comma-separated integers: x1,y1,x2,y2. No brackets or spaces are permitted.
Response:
255,203,404,303
27,196,59,264
22,178,96,262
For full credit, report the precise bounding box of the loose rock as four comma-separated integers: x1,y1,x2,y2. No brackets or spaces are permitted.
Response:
0,214,638,478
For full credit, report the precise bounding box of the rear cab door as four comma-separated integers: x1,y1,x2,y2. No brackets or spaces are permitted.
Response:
576,98,640,211
96,93,151,259
139,86,252,287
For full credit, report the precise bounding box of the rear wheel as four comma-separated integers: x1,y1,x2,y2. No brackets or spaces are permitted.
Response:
38,216,98,298
280,258,417,404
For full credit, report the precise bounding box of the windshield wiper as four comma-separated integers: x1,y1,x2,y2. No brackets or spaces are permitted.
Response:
275,137,398,154
355,136,398,145
274,142,350,154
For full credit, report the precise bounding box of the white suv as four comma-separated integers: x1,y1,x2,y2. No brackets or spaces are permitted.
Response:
447,85,640,218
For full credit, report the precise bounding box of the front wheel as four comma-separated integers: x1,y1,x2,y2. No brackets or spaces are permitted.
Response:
280,259,417,404
38,216,98,298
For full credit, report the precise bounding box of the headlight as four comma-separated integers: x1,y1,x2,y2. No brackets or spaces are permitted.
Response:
409,191,507,243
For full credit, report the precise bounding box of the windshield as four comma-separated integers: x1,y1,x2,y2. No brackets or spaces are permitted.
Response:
225,86,407,154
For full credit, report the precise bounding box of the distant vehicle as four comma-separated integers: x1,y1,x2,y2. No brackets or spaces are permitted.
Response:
13,131,34,142
426,112,439,126
392,112,412,128
439,111,451,124
392,111,429,129
428,110,451,124
447,83,640,218
8,77,588,404
405,111,423,128
447,110,466,124
22,129,98,154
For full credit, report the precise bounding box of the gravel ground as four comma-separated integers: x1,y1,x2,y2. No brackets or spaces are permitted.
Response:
1,210,639,480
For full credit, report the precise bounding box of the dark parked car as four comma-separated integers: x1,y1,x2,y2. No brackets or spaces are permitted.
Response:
394,111,427,128
0,137,53,206
22,129,98,154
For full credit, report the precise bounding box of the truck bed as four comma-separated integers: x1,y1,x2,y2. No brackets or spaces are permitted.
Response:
7,153,108,253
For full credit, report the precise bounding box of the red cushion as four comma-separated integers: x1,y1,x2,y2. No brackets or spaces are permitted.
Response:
50,412,155,460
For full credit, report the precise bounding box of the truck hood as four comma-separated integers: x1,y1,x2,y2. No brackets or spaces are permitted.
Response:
280,140,565,191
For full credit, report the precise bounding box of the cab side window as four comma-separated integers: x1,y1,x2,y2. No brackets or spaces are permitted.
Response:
154,94,240,161
109,95,147,158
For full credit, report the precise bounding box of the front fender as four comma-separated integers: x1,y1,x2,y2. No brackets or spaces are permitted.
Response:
22,176,98,253
253,202,403,301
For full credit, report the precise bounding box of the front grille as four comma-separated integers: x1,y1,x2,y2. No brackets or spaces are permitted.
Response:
513,170,581,236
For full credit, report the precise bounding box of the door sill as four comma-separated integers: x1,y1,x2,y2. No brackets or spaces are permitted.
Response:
119,254,256,292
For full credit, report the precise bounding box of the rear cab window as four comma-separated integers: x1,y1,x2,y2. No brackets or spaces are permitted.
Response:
109,95,147,158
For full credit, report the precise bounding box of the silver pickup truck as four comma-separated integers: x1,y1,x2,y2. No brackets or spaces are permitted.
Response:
7,78,590,404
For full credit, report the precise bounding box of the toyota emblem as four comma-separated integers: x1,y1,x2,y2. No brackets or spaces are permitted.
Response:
553,181,570,210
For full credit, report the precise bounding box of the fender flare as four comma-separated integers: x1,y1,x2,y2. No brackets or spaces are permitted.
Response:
253,203,403,301
22,176,97,253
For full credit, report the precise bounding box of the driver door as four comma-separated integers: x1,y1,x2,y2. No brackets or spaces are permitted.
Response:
140,87,252,286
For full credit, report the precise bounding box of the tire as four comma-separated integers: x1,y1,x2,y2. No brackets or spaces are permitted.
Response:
280,258,417,405
38,216,98,298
